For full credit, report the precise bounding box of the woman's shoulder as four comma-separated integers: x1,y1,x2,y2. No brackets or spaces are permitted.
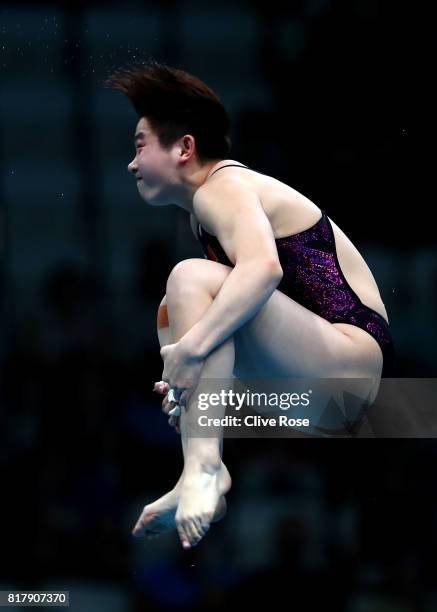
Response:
193,168,263,236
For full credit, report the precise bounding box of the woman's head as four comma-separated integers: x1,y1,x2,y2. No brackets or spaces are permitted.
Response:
106,61,231,164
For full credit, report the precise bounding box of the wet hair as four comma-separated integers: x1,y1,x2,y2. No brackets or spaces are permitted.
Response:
105,61,231,163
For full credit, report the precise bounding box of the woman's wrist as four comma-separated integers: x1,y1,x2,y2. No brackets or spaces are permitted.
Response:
178,330,207,361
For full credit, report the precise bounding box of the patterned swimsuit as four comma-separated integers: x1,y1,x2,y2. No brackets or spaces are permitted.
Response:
196,165,396,376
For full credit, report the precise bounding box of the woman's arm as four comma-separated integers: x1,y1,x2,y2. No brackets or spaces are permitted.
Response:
180,178,283,360
182,261,282,360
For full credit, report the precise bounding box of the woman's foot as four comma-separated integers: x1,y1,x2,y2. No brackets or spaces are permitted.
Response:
175,461,232,549
132,468,227,540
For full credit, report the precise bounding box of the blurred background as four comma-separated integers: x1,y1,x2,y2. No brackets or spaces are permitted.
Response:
0,1,436,610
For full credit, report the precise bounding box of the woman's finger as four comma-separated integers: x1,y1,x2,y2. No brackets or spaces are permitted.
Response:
168,404,181,417
168,415,181,433
178,389,192,408
167,387,182,403
162,395,173,414
162,396,168,413
154,381,169,394
162,394,180,415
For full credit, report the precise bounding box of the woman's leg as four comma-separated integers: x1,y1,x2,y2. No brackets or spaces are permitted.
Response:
157,297,223,458
164,264,233,549
132,294,227,541
136,254,383,546
164,257,383,450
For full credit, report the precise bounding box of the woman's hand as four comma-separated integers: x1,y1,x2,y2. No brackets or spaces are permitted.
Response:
159,341,205,408
154,381,180,433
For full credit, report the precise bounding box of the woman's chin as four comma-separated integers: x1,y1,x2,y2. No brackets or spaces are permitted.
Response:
137,186,168,207
140,194,163,207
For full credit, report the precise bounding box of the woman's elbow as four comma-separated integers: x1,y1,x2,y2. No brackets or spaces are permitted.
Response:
237,258,283,280
264,259,283,281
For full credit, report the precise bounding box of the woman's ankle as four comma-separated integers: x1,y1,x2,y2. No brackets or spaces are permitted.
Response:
184,455,222,476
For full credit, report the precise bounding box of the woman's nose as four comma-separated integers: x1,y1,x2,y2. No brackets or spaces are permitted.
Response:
127,159,137,174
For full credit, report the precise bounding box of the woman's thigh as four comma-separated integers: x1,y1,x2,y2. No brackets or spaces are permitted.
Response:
233,288,383,380
167,257,382,380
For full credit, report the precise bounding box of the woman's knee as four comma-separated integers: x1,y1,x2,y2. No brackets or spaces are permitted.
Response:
166,258,232,300
166,259,204,299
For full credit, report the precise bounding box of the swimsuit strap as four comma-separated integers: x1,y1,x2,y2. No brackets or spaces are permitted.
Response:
208,164,250,178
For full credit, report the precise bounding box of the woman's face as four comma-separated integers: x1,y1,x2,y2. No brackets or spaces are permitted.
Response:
127,117,181,206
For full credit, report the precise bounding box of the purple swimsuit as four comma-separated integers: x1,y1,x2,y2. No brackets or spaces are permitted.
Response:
197,165,396,377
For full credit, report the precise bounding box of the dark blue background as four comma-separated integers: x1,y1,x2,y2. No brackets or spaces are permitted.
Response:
0,1,435,610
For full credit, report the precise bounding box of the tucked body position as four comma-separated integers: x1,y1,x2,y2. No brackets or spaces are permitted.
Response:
106,62,395,550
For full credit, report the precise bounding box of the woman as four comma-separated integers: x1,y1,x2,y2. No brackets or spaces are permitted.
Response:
106,62,395,550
